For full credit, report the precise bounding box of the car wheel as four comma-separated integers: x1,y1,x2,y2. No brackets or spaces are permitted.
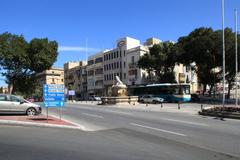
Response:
26,108,36,116
153,100,157,104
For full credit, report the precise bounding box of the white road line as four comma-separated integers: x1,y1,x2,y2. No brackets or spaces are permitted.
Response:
48,114,88,131
106,110,133,115
82,113,104,119
160,118,209,127
130,123,187,137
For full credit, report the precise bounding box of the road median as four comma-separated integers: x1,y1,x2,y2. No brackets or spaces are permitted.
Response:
0,114,86,130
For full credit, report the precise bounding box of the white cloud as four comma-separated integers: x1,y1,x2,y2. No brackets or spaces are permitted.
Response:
58,46,99,52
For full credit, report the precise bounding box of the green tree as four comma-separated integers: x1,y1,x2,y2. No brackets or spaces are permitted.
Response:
0,32,58,95
214,28,240,98
176,27,222,95
138,42,177,83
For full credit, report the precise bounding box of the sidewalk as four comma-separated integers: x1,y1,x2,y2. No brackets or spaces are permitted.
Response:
67,101,210,115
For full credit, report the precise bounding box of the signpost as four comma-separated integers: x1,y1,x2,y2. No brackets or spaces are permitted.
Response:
43,84,65,121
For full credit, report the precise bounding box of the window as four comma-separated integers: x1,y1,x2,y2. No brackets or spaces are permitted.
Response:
95,57,103,63
131,56,134,63
128,69,137,76
88,60,94,65
120,62,122,68
111,52,113,59
95,68,103,75
114,52,116,58
112,63,113,69
124,73,126,79
124,61,126,68
117,51,119,58
10,95,22,102
88,70,94,76
120,51,122,57
114,62,116,69
117,62,119,68
0,95,7,101
124,50,126,56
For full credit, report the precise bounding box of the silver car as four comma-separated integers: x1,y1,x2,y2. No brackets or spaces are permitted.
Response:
139,95,164,104
0,94,42,116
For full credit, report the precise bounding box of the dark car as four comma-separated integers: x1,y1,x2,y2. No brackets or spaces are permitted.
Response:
191,94,200,102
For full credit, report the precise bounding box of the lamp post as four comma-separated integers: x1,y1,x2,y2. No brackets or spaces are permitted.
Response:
222,0,226,107
235,9,238,107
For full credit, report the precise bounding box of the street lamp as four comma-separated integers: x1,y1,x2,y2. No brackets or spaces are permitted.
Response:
222,0,226,107
235,9,238,107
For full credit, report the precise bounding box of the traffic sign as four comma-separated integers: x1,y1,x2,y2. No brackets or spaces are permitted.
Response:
43,84,65,107
68,90,75,96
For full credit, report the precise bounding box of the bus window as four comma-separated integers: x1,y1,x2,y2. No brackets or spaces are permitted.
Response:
184,86,190,94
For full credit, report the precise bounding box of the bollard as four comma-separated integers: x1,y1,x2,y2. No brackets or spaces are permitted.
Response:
178,102,180,110
146,103,148,107
201,104,203,111
161,103,163,108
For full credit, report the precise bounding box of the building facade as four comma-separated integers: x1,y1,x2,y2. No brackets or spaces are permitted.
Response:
64,61,87,99
102,37,151,95
0,87,8,94
63,36,199,98
36,68,64,87
87,51,105,96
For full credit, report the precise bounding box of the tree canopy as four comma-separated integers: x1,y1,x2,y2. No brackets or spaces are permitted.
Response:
138,42,177,83
0,32,58,95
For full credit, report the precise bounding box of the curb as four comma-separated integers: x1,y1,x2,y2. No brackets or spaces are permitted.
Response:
199,111,240,120
0,119,87,131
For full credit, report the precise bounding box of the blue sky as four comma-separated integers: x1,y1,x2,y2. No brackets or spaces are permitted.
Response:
0,0,240,86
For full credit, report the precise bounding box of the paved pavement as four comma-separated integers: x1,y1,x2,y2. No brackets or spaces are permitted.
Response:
1,102,239,159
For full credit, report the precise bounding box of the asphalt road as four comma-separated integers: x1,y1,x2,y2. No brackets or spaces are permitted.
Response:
0,102,240,160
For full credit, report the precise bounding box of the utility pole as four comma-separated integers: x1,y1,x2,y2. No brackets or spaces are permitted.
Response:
222,0,226,107
235,9,238,107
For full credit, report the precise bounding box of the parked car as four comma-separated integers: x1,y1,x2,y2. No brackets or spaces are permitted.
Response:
88,96,101,101
0,94,42,116
191,94,200,102
139,95,164,104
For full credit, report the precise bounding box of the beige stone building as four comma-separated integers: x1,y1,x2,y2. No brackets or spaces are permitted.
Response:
36,68,64,87
87,51,106,96
64,61,87,99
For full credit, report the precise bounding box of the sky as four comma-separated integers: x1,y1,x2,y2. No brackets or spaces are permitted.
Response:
0,0,240,86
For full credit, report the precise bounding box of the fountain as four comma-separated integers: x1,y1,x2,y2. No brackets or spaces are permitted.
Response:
101,76,138,104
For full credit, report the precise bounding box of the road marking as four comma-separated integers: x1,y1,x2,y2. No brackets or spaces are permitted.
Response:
49,114,88,131
130,123,187,137
82,113,104,119
106,110,133,115
160,118,209,127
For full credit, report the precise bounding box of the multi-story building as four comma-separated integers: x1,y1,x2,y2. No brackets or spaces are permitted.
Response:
101,36,198,95
36,68,64,87
63,37,199,97
87,51,106,96
64,61,87,99
102,37,151,95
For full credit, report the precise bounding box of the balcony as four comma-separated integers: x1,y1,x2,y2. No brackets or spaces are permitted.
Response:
128,62,138,69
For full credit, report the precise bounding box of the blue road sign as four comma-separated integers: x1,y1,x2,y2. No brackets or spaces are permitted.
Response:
43,84,65,107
